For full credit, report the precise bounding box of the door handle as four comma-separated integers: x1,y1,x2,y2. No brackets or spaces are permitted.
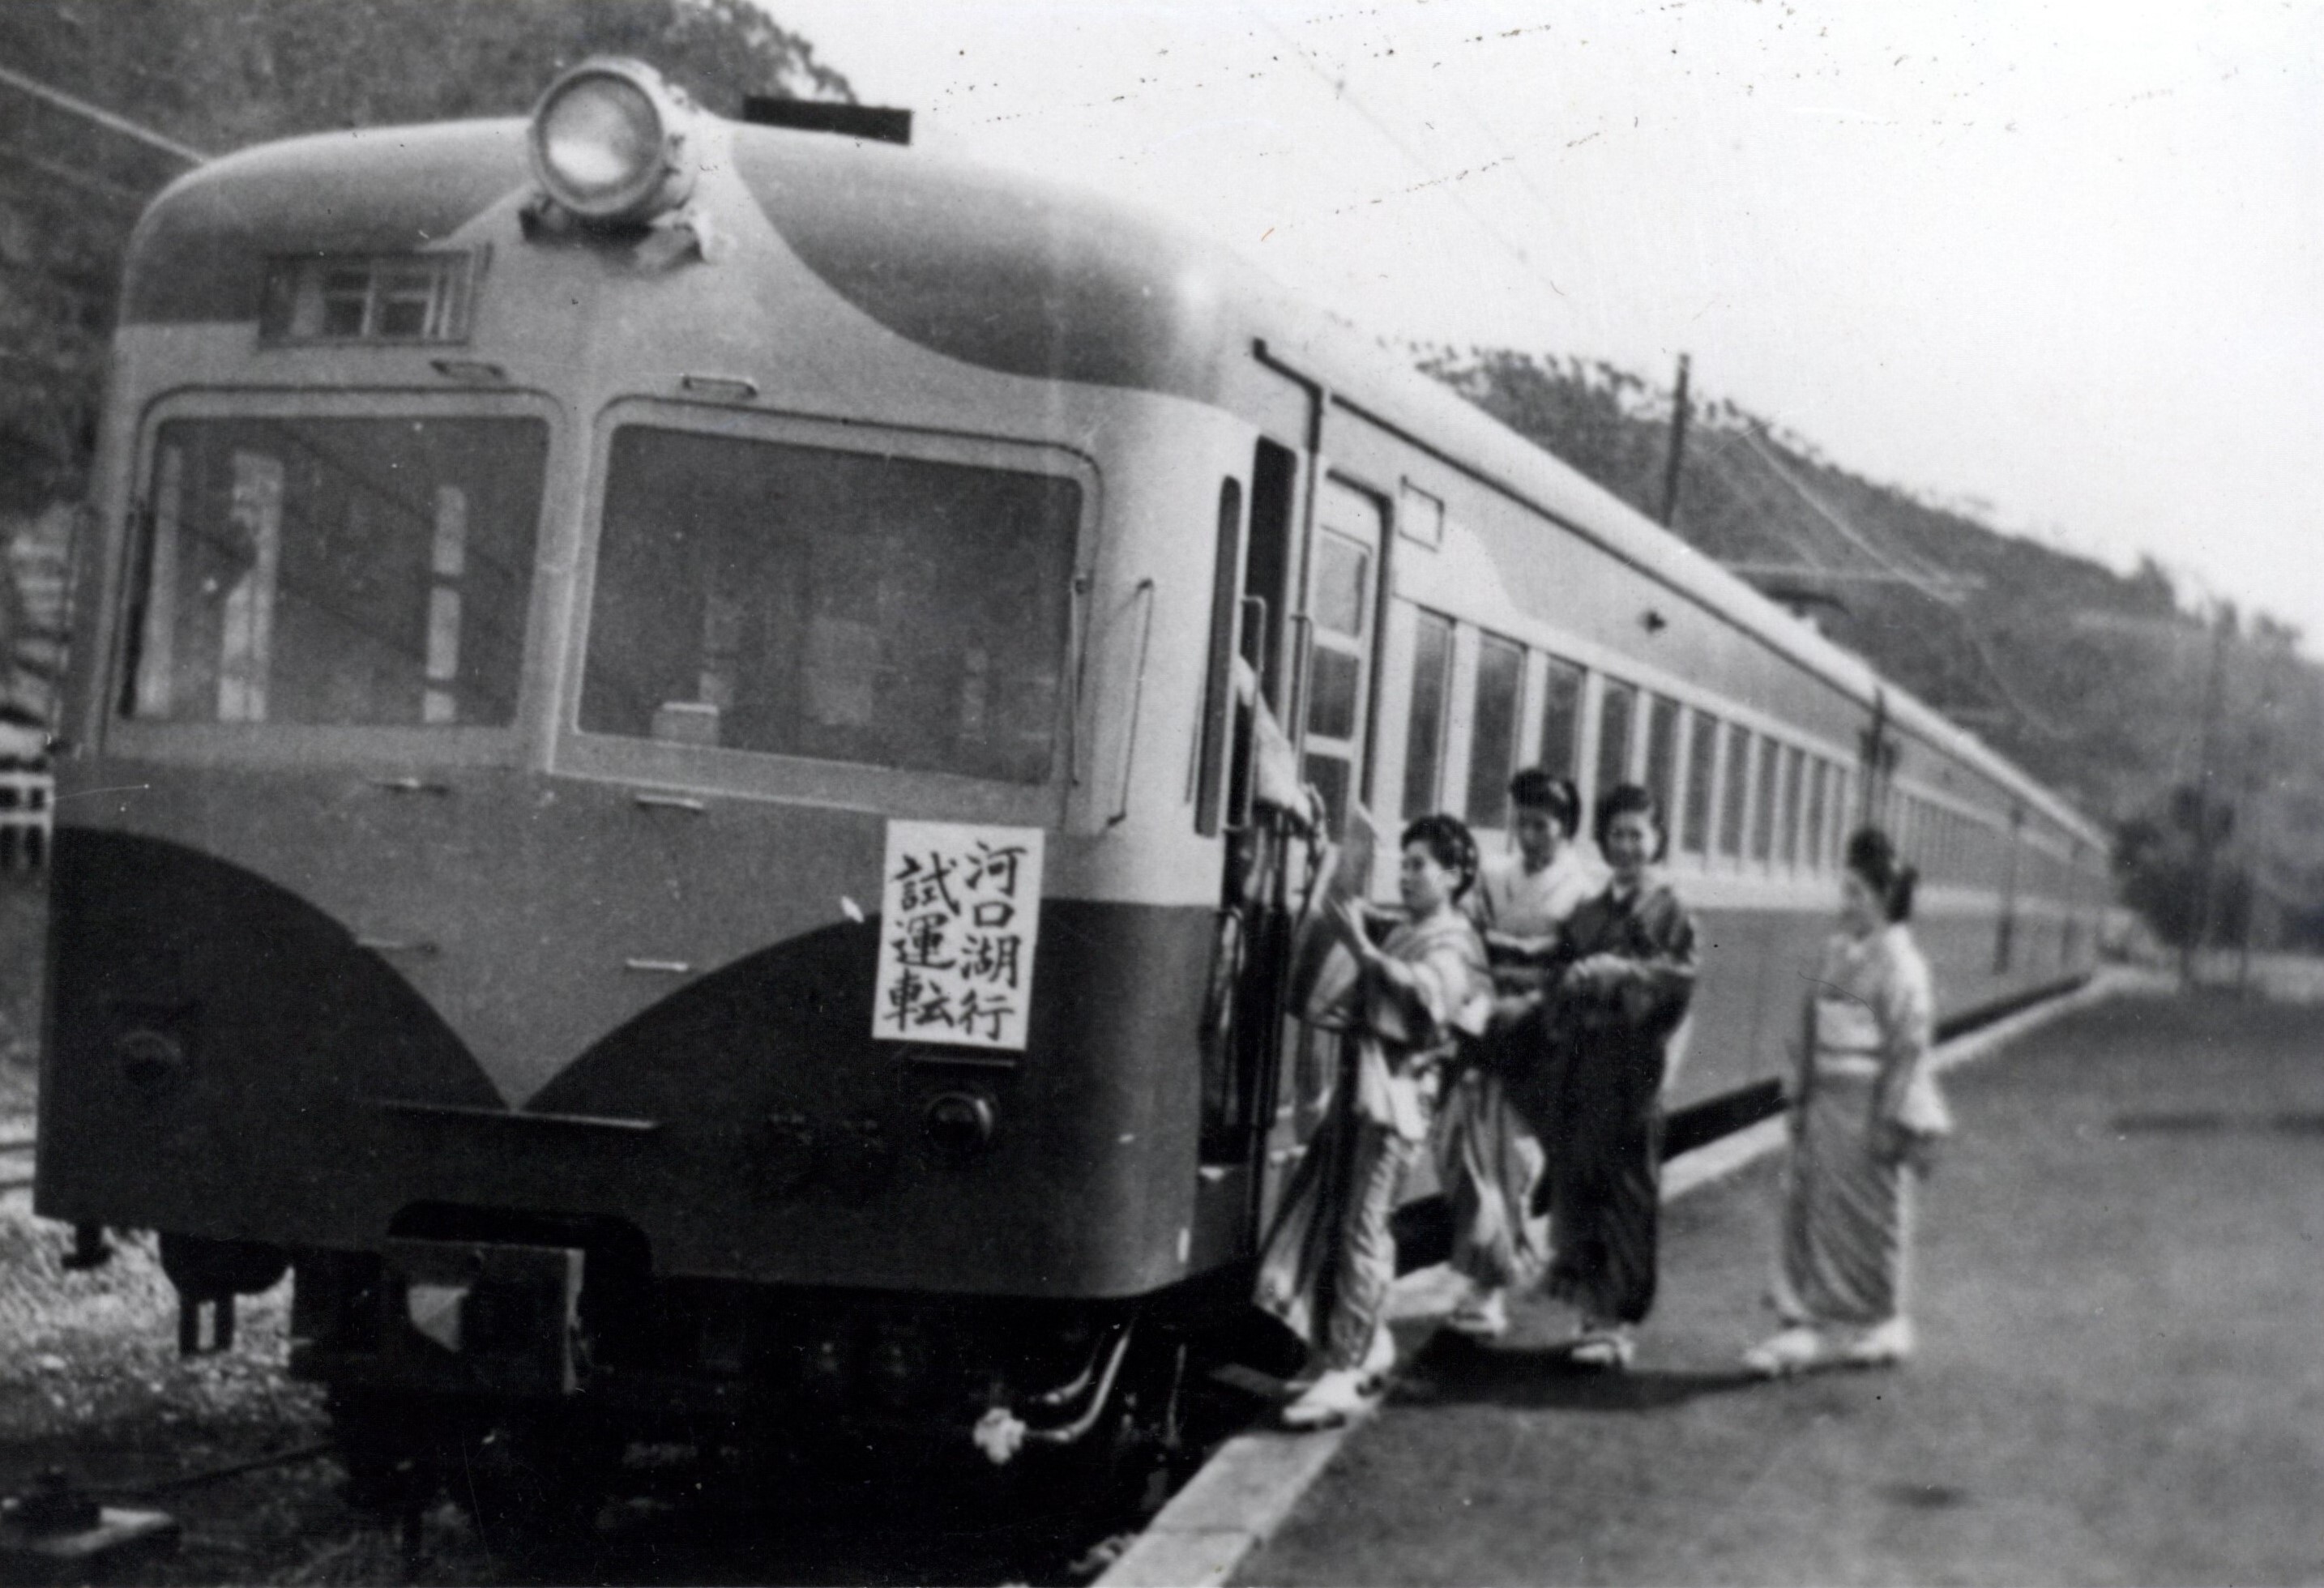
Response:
1288,613,1315,761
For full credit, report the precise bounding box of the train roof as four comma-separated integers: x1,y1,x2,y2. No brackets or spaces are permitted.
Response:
122,111,2101,846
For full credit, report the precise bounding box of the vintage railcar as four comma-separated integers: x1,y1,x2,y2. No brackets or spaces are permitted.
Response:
36,60,2106,1496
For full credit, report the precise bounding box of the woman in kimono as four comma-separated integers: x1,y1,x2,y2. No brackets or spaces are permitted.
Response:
1536,783,1698,1369
1744,827,1950,1377
1438,770,1602,1341
1276,813,1492,1428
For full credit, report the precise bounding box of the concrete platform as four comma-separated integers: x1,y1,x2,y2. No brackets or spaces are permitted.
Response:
1231,985,2324,1586
1104,974,2139,1588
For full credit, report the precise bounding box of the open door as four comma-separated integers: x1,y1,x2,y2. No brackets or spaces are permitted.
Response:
1245,472,1392,1243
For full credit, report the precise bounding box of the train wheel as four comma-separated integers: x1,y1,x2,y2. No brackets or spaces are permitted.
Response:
327,1389,442,1516
448,1413,617,1560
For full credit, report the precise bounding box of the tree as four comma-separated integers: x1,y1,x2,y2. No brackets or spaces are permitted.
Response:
0,0,853,509
1424,346,2324,950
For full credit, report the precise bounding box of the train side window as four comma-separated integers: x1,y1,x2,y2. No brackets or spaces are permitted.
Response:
1681,711,1720,856
125,416,546,727
1403,609,1455,818
1464,633,1524,829
1194,479,1242,837
1537,655,1584,780
1245,440,1298,708
1750,736,1781,863
1719,725,1752,859
1595,678,1637,800
1301,528,1372,815
1803,753,1822,869
581,427,1077,783
1644,694,1681,832
1778,745,1805,868
1302,480,1387,837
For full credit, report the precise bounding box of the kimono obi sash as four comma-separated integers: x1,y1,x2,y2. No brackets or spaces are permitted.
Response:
1813,997,1884,1069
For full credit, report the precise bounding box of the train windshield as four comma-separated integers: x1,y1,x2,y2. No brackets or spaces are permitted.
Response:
124,416,548,727
579,427,1079,785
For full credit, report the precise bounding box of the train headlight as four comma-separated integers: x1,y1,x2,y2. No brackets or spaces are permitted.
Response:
116,1027,186,1093
528,59,696,224
924,1092,996,1163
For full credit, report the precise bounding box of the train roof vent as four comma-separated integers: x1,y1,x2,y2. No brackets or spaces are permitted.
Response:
741,98,912,146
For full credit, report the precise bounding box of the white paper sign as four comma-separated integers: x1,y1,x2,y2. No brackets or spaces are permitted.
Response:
874,821,1045,1050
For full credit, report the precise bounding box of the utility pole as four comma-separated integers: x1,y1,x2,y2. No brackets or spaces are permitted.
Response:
1659,352,1691,528
2235,638,2283,994
2183,604,2232,988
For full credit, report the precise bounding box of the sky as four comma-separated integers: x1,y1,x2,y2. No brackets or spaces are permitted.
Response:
758,0,2322,649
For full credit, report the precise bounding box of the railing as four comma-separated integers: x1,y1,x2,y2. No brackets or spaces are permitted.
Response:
0,762,51,871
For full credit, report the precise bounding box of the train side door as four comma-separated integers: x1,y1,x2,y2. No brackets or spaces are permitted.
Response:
1249,476,1391,1238
1297,480,1387,836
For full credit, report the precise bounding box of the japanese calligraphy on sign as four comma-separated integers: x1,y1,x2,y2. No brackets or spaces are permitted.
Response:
873,822,1045,1051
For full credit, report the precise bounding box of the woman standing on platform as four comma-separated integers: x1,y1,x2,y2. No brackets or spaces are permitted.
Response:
1538,783,1698,1369
1439,770,1602,1340
1275,813,1493,1428
1744,827,1951,1377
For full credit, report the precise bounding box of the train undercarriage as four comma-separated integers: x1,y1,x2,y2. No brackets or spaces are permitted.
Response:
152,1219,1272,1539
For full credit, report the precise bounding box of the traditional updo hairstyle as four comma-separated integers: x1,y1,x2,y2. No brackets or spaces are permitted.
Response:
1507,766,1583,838
1593,782,1667,861
1844,826,1918,923
1401,812,1480,902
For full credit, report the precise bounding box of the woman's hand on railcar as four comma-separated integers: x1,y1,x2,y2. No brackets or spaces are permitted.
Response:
1870,1116,1942,1176
1328,895,1381,965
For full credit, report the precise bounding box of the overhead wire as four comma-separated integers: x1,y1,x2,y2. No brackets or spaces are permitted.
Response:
1737,427,1964,601
1237,1,1572,305
0,62,206,164
1707,427,2078,741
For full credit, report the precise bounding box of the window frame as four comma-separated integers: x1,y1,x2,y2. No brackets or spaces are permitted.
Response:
105,385,567,770
556,399,1099,825
1681,709,1720,857
1535,652,1587,783
1593,674,1638,800
1643,692,1682,839
1463,629,1527,830
1777,743,1805,869
1750,734,1783,864
1401,605,1458,820
1719,724,1753,862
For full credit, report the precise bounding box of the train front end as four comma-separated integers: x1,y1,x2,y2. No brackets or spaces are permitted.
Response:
37,63,1266,1471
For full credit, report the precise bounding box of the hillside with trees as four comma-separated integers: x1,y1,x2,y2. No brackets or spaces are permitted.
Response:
1420,348,2324,951
0,0,851,735
0,0,850,519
